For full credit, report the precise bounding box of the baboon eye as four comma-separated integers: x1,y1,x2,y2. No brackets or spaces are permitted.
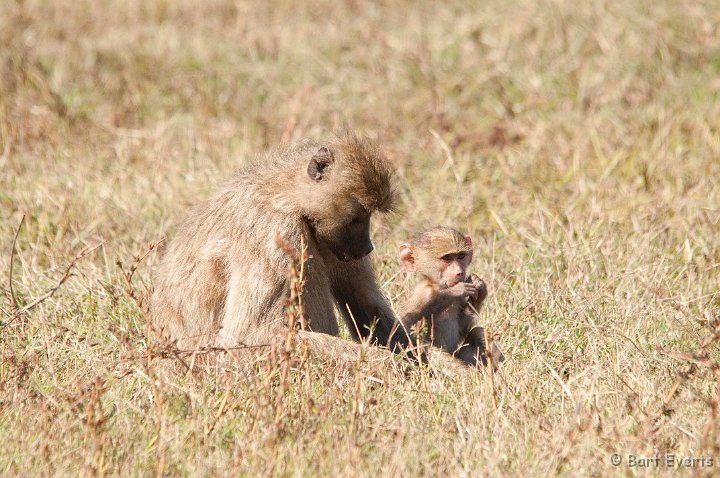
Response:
441,254,453,262
349,213,368,227
457,252,467,260
307,146,335,181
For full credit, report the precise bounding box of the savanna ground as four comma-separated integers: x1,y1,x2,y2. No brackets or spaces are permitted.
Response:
1,0,719,476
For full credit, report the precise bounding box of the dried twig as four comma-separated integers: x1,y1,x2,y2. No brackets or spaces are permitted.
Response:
116,238,165,314
19,241,104,314
120,343,271,363
275,235,309,333
658,314,720,454
8,213,24,310
273,236,310,421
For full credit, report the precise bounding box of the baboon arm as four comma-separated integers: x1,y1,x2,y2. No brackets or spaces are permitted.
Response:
400,284,459,329
332,259,403,348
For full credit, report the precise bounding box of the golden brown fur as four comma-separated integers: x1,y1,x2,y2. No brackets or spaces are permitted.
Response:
150,133,408,356
408,227,474,288
398,226,504,368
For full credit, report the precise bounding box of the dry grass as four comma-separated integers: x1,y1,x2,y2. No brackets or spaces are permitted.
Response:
1,0,719,476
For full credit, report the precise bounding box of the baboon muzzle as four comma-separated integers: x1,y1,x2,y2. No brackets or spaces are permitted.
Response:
362,242,374,256
332,240,373,262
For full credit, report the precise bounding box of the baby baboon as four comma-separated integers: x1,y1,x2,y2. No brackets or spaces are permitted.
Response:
398,226,504,368
150,132,408,356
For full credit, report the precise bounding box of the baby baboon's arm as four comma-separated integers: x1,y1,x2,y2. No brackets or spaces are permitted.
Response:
401,280,478,329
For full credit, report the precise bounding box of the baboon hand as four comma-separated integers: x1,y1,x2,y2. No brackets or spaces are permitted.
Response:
467,273,488,306
448,281,478,300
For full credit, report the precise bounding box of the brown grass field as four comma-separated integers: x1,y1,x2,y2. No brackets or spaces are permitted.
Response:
1,0,719,476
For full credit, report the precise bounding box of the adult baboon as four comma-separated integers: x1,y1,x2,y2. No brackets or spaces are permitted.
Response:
150,132,408,358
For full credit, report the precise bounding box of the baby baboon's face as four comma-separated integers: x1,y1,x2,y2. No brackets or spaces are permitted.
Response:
399,227,474,287
435,250,471,288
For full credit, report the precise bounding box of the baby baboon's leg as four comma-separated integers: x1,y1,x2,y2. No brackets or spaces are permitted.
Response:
454,325,489,367
455,325,506,371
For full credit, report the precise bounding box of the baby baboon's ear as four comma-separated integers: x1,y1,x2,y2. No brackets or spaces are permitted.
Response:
398,244,417,272
307,146,335,181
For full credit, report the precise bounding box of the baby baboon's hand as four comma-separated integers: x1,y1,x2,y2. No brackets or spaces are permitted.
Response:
449,281,478,300
467,273,487,306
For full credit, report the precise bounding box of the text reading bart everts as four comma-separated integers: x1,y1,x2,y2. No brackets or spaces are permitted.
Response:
610,453,714,468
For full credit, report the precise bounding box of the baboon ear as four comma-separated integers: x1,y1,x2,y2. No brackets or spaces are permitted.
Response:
465,235,473,247
399,244,416,272
307,146,335,181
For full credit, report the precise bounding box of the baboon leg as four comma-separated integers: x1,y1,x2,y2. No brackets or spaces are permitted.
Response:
294,330,398,364
289,331,465,377
214,266,288,348
455,326,506,371
454,343,488,367
453,323,488,367
489,342,506,367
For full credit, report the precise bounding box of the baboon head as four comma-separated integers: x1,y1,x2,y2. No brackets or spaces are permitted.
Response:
299,134,396,262
399,227,474,287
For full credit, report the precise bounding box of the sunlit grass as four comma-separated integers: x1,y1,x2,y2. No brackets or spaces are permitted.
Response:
1,0,719,476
